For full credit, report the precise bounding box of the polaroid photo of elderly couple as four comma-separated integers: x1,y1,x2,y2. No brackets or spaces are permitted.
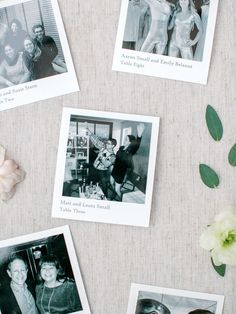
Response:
112,0,219,84
127,283,224,314
0,0,78,111
0,225,91,314
52,108,160,227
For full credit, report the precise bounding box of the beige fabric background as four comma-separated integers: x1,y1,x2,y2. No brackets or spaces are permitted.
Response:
0,0,236,313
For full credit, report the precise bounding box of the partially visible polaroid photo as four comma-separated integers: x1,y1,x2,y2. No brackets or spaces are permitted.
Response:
112,0,219,84
52,107,160,227
0,0,79,111
0,226,91,314
127,283,224,314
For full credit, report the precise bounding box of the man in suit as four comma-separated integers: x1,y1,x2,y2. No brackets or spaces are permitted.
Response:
0,255,38,314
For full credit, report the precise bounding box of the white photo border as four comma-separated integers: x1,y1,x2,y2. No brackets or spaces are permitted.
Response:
0,0,79,111
112,0,219,85
127,283,224,314
52,107,160,227
0,225,91,314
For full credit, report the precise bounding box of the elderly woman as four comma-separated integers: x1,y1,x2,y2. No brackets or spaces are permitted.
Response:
140,0,175,54
7,19,28,53
168,0,203,60
36,254,82,314
22,37,55,80
0,43,30,88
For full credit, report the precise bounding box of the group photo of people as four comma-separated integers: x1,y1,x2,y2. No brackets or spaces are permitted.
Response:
63,115,152,204
0,233,82,314
122,0,210,61
0,0,67,90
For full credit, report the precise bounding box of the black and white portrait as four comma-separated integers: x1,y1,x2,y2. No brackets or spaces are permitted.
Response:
0,226,91,314
52,108,159,227
127,284,224,314
122,0,210,61
63,116,151,204
113,0,218,83
0,0,67,89
0,0,78,111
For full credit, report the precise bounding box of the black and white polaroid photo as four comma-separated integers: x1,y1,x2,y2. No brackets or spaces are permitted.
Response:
0,225,91,314
0,0,79,111
52,108,160,227
112,0,219,84
127,283,224,314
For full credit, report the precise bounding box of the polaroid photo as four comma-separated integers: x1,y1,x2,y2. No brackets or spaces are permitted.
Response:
52,107,160,227
112,0,219,84
0,225,91,314
127,283,224,314
0,0,79,111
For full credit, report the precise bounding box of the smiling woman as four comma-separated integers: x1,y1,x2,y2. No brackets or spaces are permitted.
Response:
0,44,31,88
36,254,82,314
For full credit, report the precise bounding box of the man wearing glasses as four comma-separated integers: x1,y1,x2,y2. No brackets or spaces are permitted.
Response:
85,125,117,198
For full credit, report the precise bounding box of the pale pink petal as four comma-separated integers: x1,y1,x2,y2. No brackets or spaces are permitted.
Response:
14,168,26,183
0,160,18,176
1,177,16,193
0,187,16,202
0,145,5,166
0,180,6,193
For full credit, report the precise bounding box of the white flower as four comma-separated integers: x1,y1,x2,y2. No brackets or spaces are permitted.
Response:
200,208,236,266
0,145,25,202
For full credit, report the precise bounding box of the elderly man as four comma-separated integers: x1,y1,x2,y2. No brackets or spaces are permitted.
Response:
0,255,38,314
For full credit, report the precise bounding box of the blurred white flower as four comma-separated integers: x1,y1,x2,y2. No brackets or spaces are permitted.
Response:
200,208,236,266
0,145,25,202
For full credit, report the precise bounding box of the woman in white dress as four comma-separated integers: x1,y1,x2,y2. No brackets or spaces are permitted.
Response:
140,0,174,54
194,0,210,61
168,0,203,60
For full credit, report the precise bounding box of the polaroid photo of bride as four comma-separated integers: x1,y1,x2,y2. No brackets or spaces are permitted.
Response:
0,0,79,111
0,225,91,314
112,0,219,84
52,107,160,227
127,283,224,314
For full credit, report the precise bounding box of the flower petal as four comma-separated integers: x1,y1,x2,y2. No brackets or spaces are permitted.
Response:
0,160,18,176
200,226,221,251
212,244,236,266
0,145,5,166
0,187,16,202
211,249,223,266
14,168,26,183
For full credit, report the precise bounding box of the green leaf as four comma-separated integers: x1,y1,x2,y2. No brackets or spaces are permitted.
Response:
199,164,220,188
211,258,226,277
228,143,236,166
205,105,223,141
